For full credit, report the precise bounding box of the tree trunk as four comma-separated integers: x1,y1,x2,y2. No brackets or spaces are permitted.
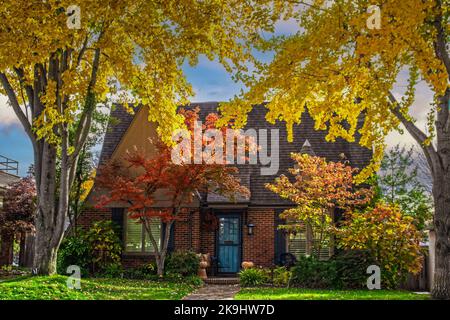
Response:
430,90,450,299
156,259,165,277
33,231,59,274
431,172,450,299
144,218,172,277
32,142,67,275
19,232,26,267
0,231,14,266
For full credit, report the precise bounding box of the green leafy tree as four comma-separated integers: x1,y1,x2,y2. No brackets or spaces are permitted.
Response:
379,144,433,232
67,107,109,235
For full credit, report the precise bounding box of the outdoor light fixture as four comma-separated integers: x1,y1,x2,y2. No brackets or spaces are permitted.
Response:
247,223,255,236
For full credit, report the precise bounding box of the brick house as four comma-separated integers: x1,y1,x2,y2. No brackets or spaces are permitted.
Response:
81,102,372,274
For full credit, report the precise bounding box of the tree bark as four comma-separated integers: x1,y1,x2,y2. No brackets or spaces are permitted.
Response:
143,217,173,277
32,142,66,275
432,171,450,299
430,89,450,299
0,231,14,266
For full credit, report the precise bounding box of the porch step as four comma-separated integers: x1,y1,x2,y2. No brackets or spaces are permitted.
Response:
204,277,240,285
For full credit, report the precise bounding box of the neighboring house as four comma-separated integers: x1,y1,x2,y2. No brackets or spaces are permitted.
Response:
81,103,372,275
0,171,20,208
0,159,21,266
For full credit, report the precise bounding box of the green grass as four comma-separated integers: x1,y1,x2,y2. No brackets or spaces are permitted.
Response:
0,275,199,300
235,287,430,300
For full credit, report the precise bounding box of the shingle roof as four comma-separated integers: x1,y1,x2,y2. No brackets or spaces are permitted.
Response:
99,104,137,166
99,102,372,206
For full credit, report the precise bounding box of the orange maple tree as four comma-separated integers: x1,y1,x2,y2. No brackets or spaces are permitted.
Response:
266,153,372,258
96,108,249,276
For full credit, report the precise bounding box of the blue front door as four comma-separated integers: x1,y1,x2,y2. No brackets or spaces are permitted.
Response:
217,215,241,274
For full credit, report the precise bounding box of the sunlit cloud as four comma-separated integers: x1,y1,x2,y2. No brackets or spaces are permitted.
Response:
0,95,21,130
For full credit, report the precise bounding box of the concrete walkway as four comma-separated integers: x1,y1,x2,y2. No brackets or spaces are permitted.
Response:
183,284,240,300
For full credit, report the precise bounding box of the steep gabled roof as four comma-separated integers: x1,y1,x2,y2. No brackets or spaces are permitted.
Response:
99,102,372,206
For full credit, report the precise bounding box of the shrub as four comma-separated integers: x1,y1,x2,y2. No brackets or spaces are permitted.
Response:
183,275,204,286
291,256,338,289
165,250,200,276
122,263,159,280
100,263,124,278
336,203,424,288
139,262,158,276
272,266,292,287
332,250,377,289
85,221,122,273
239,268,270,287
57,233,91,277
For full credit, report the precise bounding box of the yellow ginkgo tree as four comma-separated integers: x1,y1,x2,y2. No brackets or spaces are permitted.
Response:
0,0,291,275
219,0,449,299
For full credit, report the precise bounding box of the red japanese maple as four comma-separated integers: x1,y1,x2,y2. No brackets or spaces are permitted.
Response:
0,176,37,235
0,176,36,266
96,108,250,276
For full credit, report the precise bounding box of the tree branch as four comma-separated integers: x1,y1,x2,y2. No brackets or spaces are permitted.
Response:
77,35,89,67
70,47,101,164
433,0,450,80
13,67,34,117
388,92,440,177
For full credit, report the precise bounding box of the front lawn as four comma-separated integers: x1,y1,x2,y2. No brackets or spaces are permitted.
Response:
235,288,430,300
0,275,200,300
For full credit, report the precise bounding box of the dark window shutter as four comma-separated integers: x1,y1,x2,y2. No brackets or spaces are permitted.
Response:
274,209,287,265
111,208,125,243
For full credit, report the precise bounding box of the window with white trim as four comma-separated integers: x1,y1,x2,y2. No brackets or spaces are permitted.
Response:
125,216,161,253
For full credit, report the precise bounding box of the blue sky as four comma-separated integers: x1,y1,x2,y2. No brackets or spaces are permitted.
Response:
0,19,433,177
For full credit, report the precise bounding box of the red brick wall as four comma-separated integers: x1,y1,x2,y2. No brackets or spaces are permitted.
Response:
200,226,215,257
77,207,111,230
122,255,155,268
173,210,201,252
78,206,277,270
242,208,275,268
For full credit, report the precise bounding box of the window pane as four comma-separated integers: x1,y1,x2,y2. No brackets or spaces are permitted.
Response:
125,218,142,252
144,218,161,253
289,230,307,258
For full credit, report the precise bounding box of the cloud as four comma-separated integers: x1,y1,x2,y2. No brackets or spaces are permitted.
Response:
0,95,21,129
0,95,23,135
